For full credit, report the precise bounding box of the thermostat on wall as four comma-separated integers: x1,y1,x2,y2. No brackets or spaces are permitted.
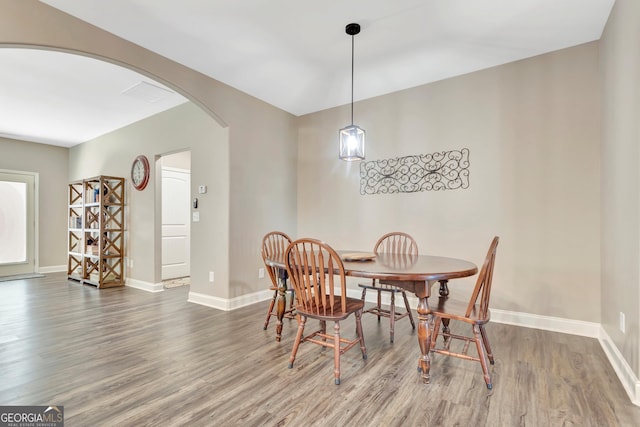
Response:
198,185,207,194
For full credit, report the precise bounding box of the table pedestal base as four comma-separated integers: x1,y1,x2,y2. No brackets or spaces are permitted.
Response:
383,279,435,383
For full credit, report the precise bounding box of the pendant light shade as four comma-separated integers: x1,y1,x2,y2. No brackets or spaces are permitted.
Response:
339,23,365,161
339,124,365,160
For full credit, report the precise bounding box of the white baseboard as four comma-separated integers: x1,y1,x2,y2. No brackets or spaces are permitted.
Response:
126,278,164,293
188,289,273,311
38,265,66,273
187,291,228,310
350,288,601,336
489,308,601,338
348,287,413,306
598,327,640,406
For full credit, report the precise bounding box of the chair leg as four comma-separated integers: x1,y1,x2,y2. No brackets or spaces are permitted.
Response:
361,286,367,301
473,324,492,389
479,324,494,365
334,322,341,385
389,291,396,343
442,319,451,339
402,291,415,329
442,318,452,350
355,310,367,360
431,317,442,351
263,289,277,330
376,290,382,321
434,317,451,350
288,315,306,369
288,290,296,312
320,320,327,346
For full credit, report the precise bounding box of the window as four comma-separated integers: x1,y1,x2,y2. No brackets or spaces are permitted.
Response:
0,180,27,264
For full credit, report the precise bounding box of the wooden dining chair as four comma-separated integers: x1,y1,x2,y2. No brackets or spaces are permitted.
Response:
261,231,296,339
430,236,499,389
285,238,367,385
358,232,417,343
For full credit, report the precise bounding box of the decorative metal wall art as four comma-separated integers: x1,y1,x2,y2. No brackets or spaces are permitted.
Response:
360,148,470,195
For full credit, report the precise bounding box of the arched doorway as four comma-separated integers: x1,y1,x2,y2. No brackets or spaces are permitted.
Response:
0,47,229,295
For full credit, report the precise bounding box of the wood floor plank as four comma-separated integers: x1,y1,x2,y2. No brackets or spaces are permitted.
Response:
1,273,639,426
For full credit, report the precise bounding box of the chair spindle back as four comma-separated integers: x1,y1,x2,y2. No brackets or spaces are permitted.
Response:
261,231,292,287
285,239,347,316
465,236,499,320
374,232,418,256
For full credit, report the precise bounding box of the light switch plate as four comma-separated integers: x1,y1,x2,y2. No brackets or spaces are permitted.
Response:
192,212,200,222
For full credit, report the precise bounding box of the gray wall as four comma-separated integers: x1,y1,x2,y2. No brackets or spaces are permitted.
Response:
69,102,229,294
0,137,68,270
600,0,640,378
297,42,601,322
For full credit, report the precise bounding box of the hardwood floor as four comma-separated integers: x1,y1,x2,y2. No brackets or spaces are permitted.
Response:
1,273,639,426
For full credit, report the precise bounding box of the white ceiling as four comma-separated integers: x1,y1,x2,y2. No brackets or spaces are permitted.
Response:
2,0,615,147
0,48,187,147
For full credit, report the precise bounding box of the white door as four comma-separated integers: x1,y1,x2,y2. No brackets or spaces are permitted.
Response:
161,167,190,279
0,171,36,276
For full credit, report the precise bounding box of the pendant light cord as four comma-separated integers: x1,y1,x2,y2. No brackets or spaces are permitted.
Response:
350,33,354,125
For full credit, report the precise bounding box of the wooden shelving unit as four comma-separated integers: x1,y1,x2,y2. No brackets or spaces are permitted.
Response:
67,175,125,288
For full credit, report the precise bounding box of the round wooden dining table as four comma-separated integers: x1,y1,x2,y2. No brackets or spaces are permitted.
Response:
266,251,478,383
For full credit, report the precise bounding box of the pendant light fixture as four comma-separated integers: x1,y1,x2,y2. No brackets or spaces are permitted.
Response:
339,22,365,161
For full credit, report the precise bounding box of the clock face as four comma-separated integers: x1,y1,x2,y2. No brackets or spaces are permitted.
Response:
132,161,144,183
131,155,149,190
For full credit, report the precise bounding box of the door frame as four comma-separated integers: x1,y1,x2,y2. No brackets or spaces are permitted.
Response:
0,169,38,276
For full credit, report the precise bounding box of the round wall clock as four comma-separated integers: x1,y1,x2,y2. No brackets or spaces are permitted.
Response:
131,155,150,191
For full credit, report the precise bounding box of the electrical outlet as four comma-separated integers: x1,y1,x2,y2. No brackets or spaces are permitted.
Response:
209,271,215,282
258,268,265,279
128,259,133,268
620,312,626,334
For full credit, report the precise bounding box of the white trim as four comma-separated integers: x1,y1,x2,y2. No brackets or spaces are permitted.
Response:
33,172,39,273
490,308,601,338
161,165,190,174
126,278,164,292
38,265,66,273
188,289,273,311
598,327,640,406
347,286,416,307
187,291,228,310
351,287,601,338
